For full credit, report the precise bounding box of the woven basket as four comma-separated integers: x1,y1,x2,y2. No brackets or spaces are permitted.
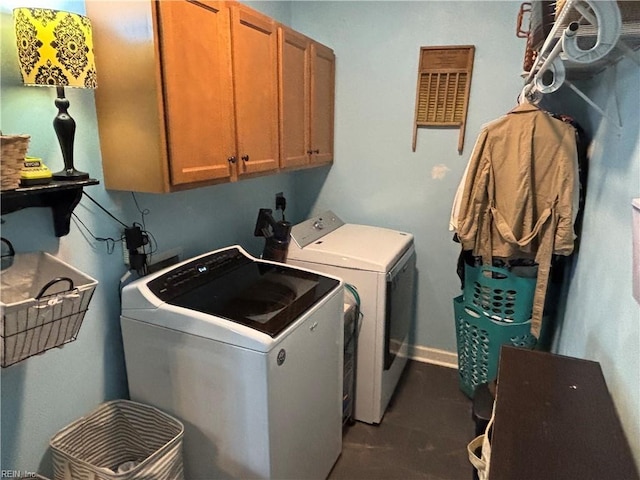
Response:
50,400,184,480
1,134,30,190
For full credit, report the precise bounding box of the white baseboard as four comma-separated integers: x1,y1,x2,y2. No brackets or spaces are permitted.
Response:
408,345,458,369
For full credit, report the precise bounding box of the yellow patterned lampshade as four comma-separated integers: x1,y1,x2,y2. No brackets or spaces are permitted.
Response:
13,7,97,89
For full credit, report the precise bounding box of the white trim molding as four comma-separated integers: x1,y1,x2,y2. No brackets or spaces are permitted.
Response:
408,345,458,369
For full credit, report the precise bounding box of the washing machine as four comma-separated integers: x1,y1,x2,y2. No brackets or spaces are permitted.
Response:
120,245,344,480
287,211,416,425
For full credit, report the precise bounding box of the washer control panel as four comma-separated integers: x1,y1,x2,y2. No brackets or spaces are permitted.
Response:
147,247,250,301
290,210,345,249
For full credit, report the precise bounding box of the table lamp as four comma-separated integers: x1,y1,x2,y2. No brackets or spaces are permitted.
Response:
13,7,97,180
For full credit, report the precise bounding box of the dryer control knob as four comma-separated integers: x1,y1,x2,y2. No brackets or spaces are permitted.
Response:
313,220,324,230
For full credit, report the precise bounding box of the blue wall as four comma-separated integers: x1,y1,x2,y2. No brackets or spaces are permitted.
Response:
1,0,638,473
290,1,526,356
546,56,640,463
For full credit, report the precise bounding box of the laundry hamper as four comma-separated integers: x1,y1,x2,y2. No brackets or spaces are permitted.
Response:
50,400,184,480
454,295,536,398
463,264,536,323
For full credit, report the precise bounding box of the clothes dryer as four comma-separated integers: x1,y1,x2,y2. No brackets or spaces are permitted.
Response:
120,245,344,479
287,211,416,424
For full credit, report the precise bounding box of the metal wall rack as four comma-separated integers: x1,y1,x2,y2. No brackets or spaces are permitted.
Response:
521,0,640,127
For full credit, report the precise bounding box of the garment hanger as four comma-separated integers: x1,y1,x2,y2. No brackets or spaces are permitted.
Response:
517,84,542,106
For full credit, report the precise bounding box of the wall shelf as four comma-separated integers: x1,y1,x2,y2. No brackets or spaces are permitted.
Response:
521,0,639,127
552,1,640,79
1,179,99,237
527,0,640,82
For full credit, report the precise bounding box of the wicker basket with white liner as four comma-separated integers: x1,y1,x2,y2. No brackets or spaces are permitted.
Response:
0,239,98,367
1,134,30,190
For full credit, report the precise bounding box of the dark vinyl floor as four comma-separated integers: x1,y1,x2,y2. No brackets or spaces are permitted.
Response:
329,360,475,480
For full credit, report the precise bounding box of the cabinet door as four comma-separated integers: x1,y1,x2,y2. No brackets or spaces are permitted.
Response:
231,5,279,176
310,42,335,165
157,0,236,185
279,27,310,169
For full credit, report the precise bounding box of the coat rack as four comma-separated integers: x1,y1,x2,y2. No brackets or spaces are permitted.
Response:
521,0,638,128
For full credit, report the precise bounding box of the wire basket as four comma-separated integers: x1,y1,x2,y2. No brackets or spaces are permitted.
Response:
50,400,184,480
0,245,98,367
454,295,536,398
463,263,537,323
1,134,30,191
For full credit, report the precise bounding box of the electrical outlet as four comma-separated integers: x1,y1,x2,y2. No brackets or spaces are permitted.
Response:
122,238,130,266
275,192,286,212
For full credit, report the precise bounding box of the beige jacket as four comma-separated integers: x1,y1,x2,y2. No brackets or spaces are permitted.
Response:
457,103,578,336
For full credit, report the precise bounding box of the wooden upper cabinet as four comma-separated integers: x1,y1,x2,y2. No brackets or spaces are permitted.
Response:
88,0,235,192
88,0,333,193
230,5,279,177
310,42,335,165
88,0,168,192
279,27,311,169
158,0,235,185
279,27,335,170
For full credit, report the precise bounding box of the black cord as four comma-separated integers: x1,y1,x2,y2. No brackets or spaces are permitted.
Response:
142,228,158,255
78,192,157,276
131,192,150,232
72,213,123,254
130,193,157,268
82,191,129,228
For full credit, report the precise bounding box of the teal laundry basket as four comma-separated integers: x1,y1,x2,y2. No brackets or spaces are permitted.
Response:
463,264,537,323
454,295,536,398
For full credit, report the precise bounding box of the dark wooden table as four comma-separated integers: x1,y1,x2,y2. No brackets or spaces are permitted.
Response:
489,346,639,480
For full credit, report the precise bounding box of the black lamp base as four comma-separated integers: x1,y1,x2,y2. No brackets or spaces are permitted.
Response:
53,167,89,180
53,86,90,182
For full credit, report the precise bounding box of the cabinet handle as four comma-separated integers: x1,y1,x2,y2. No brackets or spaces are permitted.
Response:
241,155,250,162
227,156,236,164
307,150,313,155
313,149,320,154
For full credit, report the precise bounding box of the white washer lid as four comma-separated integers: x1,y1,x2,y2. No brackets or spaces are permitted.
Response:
287,223,414,272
